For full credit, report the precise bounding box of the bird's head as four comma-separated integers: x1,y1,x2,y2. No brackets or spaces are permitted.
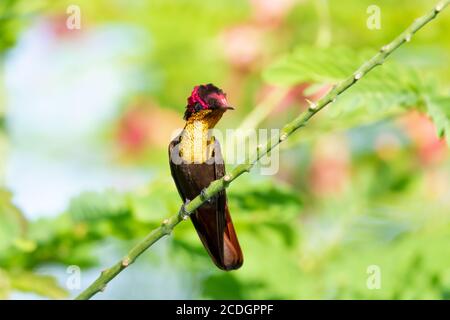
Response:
184,84,234,121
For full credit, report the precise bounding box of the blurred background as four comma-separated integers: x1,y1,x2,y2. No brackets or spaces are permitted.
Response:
0,0,449,299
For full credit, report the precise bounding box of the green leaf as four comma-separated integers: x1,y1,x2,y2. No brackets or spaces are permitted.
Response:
228,177,303,225
264,46,365,85
129,177,179,223
0,269,11,299
425,95,450,146
68,189,130,221
263,46,434,138
0,188,27,252
9,271,68,299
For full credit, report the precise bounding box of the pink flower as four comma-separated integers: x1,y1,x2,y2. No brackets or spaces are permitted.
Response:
308,135,350,196
221,24,263,71
398,111,447,165
250,0,297,27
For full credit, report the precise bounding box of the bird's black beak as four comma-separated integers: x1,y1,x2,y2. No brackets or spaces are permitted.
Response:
224,105,235,110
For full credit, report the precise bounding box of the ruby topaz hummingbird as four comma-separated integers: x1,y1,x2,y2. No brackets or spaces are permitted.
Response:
168,84,243,270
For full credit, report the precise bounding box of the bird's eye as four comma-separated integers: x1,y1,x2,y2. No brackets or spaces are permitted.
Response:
194,103,203,112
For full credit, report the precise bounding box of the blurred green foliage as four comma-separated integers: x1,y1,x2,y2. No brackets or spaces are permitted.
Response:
0,0,449,299
264,46,450,146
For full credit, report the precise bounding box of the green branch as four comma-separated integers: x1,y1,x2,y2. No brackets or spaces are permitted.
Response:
75,0,449,300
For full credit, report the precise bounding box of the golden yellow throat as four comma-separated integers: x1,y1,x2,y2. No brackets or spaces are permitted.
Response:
179,109,225,163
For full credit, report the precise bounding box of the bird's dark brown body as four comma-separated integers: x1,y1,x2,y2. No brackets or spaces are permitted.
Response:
169,135,243,270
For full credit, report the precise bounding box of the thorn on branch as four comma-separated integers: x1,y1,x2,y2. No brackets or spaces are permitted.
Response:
305,98,317,111
161,219,172,235
122,257,131,267
354,72,363,80
162,217,171,228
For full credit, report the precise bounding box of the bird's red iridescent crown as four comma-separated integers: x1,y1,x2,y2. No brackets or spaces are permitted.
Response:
184,84,228,120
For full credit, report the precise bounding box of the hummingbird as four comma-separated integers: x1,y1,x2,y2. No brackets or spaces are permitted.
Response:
168,84,243,270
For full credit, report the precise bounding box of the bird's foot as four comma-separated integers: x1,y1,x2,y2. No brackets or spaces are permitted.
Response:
200,189,211,203
179,199,191,220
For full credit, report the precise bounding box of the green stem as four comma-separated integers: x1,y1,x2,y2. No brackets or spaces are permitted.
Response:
75,0,449,300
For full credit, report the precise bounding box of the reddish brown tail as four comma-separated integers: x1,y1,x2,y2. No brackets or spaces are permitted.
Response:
191,202,243,270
